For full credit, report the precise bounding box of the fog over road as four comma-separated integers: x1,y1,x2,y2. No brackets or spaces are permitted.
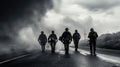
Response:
0,46,120,67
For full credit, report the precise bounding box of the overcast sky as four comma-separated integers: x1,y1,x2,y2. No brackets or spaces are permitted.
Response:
1,0,120,45
42,0,120,38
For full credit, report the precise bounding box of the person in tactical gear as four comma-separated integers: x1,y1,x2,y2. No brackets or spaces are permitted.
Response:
73,30,81,52
60,28,72,55
88,28,98,56
38,31,47,53
48,31,58,53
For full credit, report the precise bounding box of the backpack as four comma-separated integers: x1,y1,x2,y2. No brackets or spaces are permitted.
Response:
48,34,56,42
90,32,97,39
73,33,80,40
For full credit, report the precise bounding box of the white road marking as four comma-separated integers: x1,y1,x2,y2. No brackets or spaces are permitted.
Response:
0,54,30,64
75,48,120,64
98,54,120,64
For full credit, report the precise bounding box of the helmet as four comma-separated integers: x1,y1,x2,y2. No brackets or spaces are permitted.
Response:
90,28,94,31
41,31,44,34
65,28,69,31
52,30,54,33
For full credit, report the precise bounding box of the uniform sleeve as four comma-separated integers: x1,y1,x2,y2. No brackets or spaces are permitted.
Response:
69,32,72,41
88,32,91,38
38,35,40,41
45,35,47,42
61,32,65,39
48,35,51,40
55,35,57,40
96,32,98,38
79,33,81,39
72,33,75,39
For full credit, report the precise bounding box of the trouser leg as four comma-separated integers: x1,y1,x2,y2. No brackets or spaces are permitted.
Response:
50,43,54,53
52,42,55,53
41,45,45,53
93,41,96,55
66,44,69,54
89,42,92,55
53,42,56,53
75,45,77,51
51,42,56,53
41,45,43,52
43,45,45,52
74,41,78,51
64,44,68,55
64,44,67,54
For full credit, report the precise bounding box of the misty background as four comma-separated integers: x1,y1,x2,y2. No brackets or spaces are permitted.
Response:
0,0,120,56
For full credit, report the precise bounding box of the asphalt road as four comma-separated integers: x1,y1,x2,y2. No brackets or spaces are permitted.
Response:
0,47,120,67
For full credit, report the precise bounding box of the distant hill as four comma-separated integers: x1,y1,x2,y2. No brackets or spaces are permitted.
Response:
79,32,120,50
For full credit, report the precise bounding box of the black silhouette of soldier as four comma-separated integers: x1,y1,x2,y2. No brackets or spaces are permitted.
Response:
73,30,81,52
88,28,98,55
38,31,47,53
60,28,72,55
48,31,58,53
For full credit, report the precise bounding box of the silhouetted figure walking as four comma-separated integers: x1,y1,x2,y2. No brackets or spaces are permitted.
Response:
38,31,47,53
48,31,58,53
60,28,72,55
88,28,98,55
73,30,81,52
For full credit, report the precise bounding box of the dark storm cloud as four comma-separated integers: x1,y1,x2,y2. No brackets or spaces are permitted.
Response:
79,0,120,11
0,0,53,43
